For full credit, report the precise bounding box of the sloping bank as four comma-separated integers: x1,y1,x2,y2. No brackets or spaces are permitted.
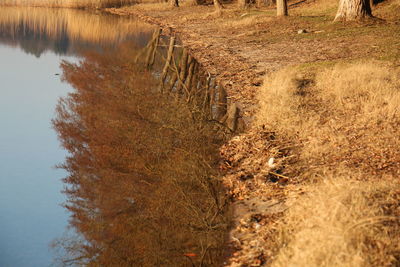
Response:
106,3,400,267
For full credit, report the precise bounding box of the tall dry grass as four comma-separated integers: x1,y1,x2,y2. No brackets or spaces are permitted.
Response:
0,7,154,45
257,62,400,179
257,62,400,266
0,0,136,8
272,177,400,267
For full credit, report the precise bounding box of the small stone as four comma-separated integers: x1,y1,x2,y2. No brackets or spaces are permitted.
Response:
297,29,308,34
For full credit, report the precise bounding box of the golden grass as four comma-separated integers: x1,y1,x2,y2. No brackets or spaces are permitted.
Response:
0,7,154,45
220,14,267,28
256,62,400,265
290,0,338,17
272,177,400,267
129,2,172,11
0,0,136,8
257,62,400,179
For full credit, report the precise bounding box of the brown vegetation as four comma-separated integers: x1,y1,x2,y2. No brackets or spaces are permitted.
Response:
236,62,400,266
0,7,154,46
257,63,400,181
216,62,400,267
0,0,135,8
273,178,400,267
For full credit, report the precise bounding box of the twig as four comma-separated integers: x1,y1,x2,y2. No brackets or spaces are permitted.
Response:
268,171,290,180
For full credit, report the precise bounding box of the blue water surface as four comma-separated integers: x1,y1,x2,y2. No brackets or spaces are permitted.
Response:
0,45,72,267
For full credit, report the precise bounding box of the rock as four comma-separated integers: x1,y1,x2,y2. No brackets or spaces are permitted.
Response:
297,29,308,34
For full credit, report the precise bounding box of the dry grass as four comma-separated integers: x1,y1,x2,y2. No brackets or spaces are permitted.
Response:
220,13,271,28
256,62,400,265
257,62,400,179
0,0,135,8
290,0,338,17
0,7,154,44
132,2,172,11
272,177,400,267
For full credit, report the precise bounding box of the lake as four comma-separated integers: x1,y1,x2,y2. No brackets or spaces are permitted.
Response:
0,8,155,266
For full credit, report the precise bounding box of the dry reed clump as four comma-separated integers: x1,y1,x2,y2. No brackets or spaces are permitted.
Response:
0,0,135,8
272,177,400,267
257,62,400,180
0,7,154,45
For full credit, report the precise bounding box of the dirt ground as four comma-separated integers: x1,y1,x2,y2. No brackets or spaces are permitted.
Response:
108,1,400,116
107,2,400,266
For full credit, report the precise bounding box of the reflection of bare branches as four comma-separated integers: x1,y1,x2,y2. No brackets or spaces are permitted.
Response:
134,28,161,64
160,36,175,92
145,29,161,68
54,32,234,266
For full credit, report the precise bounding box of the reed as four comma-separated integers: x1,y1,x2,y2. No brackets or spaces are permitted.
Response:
0,0,136,8
0,7,154,45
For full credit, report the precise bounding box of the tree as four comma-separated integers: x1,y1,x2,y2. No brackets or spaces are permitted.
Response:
170,0,179,7
237,0,246,9
334,0,372,21
214,0,224,15
277,0,288,16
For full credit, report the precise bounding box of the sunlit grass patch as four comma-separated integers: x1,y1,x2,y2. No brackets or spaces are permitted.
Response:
272,177,400,267
258,62,400,178
256,61,400,265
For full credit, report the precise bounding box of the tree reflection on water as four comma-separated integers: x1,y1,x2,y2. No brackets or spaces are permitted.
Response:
52,37,233,266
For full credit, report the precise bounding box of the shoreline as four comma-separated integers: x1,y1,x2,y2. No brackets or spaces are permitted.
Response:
106,5,265,118
104,3,400,266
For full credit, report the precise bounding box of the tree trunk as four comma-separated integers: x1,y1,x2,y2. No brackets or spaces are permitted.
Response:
170,0,179,7
334,0,372,21
237,0,246,9
214,0,223,15
276,0,288,16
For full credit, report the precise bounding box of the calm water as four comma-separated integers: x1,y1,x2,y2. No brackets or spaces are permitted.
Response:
0,7,231,266
0,45,73,267
0,8,153,266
